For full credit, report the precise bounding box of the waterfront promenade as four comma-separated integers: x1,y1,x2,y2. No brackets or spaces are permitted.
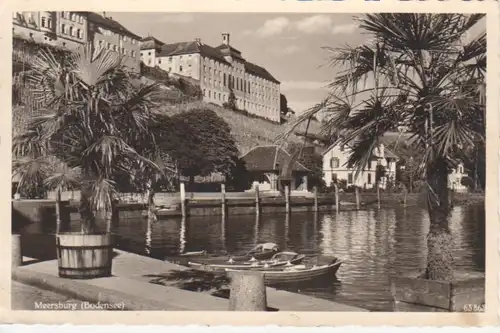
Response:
13,249,367,312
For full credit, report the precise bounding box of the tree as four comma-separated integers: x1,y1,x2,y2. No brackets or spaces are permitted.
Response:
223,84,238,111
283,14,485,281
13,43,164,234
159,108,240,189
280,94,289,116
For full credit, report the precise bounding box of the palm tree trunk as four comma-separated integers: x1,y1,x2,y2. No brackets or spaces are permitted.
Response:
55,186,61,234
79,182,97,234
105,199,118,233
423,158,454,281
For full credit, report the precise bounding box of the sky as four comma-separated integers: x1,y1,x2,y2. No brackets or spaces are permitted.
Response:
108,12,486,115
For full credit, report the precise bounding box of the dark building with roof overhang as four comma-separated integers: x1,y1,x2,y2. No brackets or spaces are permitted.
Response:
140,33,281,123
240,145,311,192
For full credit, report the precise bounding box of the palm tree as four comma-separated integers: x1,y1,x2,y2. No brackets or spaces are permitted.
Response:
281,14,486,281
12,43,164,234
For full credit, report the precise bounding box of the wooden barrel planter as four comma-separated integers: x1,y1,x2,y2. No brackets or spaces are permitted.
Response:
56,233,114,279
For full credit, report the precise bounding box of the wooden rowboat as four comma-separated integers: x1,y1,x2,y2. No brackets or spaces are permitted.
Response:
187,252,306,272
225,260,342,285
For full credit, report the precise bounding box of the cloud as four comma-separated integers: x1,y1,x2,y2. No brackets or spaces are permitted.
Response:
331,23,358,35
252,15,358,38
295,15,333,34
256,17,291,37
269,45,300,55
160,13,194,24
281,80,330,91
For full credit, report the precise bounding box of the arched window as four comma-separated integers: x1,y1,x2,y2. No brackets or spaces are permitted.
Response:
69,26,73,37
330,157,340,168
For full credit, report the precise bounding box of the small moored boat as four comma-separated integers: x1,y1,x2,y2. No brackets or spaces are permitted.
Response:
225,259,342,285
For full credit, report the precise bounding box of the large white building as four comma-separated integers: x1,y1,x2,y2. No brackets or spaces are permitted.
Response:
140,33,281,123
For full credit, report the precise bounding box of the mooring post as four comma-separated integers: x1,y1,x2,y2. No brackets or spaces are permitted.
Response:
313,186,318,212
255,186,260,215
334,184,340,213
180,182,187,217
221,183,227,217
284,185,290,214
12,234,22,269
228,270,267,311
355,186,360,210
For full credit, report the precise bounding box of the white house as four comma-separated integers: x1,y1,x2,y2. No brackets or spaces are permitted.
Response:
322,131,470,192
448,163,469,192
322,141,398,190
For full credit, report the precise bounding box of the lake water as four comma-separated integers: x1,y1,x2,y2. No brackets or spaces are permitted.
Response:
110,204,485,311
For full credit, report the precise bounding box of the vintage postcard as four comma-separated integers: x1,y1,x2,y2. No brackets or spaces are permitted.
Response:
0,0,498,327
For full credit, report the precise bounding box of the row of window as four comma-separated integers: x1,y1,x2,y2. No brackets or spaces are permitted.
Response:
203,89,278,114
203,66,278,96
60,23,84,39
98,40,136,57
61,11,85,24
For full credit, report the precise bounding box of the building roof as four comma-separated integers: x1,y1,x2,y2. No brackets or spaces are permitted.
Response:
157,39,280,84
216,44,245,62
140,36,165,50
87,12,141,40
158,41,230,65
240,145,310,173
244,61,280,84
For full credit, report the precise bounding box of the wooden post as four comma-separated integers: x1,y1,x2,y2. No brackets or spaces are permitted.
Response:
377,185,381,210
334,184,339,213
55,187,61,234
355,186,360,210
12,234,22,269
313,186,318,212
255,186,260,215
221,183,226,217
284,185,290,214
180,182,187,217
228,271,267,311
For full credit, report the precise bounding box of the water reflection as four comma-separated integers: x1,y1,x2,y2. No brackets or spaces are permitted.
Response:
99,204,485,311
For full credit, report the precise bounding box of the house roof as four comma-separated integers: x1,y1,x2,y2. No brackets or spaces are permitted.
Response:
140,36,165,50
216,44,245,62
158,41,231,65
87,12,141,40
244,61,280,84
240,145,310,173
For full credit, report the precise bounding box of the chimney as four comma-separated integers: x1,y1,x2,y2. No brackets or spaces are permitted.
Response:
222,33,230,46
195,38,201,44
102,11,106,18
